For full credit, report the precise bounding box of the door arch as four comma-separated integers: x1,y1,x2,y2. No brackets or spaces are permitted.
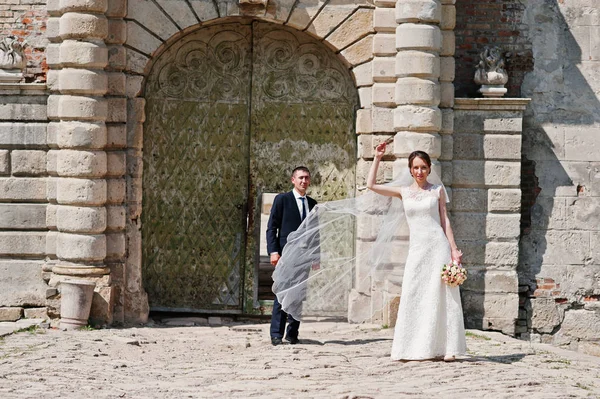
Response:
142,20,358,314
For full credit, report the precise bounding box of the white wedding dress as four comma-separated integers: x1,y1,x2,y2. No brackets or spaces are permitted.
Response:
390,184,467,360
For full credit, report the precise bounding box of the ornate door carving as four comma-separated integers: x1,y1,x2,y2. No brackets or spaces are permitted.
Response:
142,21,357,314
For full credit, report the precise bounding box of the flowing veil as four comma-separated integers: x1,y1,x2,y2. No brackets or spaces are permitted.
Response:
272,161,448,322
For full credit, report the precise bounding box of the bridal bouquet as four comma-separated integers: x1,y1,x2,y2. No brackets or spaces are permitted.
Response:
441,260,467,287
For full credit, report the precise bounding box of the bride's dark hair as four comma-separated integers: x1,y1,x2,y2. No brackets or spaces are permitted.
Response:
408,150,431,168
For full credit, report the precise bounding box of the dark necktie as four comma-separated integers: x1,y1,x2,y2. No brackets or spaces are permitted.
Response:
300,197,307,221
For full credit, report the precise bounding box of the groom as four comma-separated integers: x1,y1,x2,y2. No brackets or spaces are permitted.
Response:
267,166,317,346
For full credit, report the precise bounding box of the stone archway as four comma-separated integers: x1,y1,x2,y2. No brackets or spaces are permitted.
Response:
141,20,358,314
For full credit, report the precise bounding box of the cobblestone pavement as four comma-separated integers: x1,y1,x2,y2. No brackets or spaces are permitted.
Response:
0,318,599,398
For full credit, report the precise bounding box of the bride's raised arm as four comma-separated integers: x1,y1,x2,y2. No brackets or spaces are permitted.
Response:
366,143,402,198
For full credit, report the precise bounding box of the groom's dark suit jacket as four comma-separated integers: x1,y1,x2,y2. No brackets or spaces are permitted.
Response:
266,191,317,255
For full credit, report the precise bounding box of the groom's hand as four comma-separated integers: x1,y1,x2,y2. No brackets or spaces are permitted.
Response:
270,253,280,266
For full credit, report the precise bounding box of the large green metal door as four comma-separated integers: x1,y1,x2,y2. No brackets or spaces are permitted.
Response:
142,21,357,314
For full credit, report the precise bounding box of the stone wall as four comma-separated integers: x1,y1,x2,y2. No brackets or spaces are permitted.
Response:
452,98,527,335
0,0,48,82
0,84,50,321
517,0,600,356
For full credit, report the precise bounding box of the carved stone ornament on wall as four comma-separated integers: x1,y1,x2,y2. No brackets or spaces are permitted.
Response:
0,35,27,83
474,46,509,97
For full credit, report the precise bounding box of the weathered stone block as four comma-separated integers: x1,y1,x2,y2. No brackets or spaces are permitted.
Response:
439,56,454,82
56,232,106,261
461,291,518,334
58,69,108,96
59,40,108,68
56,177,107,205
488,189,521,212
0,259,47,306
0,98,47,121
564,126,600,162
484,241,519,268
453,133,482,159
528,298,562,334
0,307,23,321
439,82,454,108
373,33,396,56
126,20,163,57
566,197,600,231
372,57,396,83
452,160,520,187
371,107,394,132
0,123,47,147
451,188,487,212
326,9,374,51
396,24,441,51
305,4,356,38
59,13,108,40
554,309,600,342
440,30,454,56
107,98,127,123
107,73,126,96
126,176,142,203
451,212,486,240
395,50,439,78
395,0,441,23
107,178,126,204
46,17,61,42
358,87,371,109
0,178,47,201
50,95,108,122
188,0,219,22
394,105,441,132
0,204,47,230
24,307,48,319
486,214,520,240
372,83,395,106
155,0,198,30
287,0,328,31
440,5,455,30
0,232,47,256
341,34,374,66
56,205,107,234
393,132,441,158
110,45,128,71
56,150,107,177
483,134,521,160
127,0,179,40
352,61,372,87
356,109,372,134
51,121,107,150
395,77,440,106
107,151,126,177
0,150,8,175
356,158,394,187
106,232,125,259
520,230,590,266
462,269,518,294
106,124,126,149
440,108,453,134
106,205,126,231
440,133,452,160
47,204,57,229
373,8,396,32
106,19,126,45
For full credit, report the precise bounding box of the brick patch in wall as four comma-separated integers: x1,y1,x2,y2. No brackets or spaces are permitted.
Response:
454,0,533,98
0,1,48,82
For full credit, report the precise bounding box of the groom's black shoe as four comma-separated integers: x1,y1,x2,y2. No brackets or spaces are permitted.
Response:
285,336,299,344
271,337,283,346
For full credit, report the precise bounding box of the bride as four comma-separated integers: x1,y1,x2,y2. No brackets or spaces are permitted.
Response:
271,144,466,361
367,143,466,361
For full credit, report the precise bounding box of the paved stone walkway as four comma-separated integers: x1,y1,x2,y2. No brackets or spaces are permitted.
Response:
0,318,599,398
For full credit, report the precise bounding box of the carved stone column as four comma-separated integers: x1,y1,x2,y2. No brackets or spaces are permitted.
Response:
46,0,112,323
